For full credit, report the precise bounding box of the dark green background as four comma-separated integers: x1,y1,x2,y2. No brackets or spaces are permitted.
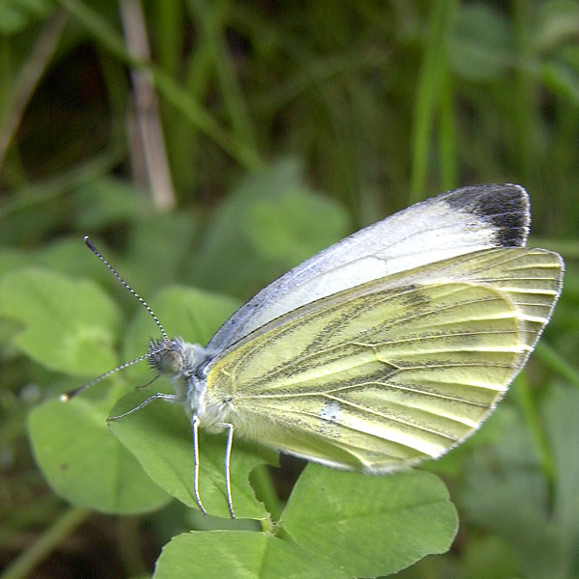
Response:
1,1,578,578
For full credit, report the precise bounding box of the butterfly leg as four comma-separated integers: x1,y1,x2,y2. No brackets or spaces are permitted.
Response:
192,416,208,516
108,393,181,420
222,423,235,519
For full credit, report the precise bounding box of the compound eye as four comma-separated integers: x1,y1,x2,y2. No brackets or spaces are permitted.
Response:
157,350,182,375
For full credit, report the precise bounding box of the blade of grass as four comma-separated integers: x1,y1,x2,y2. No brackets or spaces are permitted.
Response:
0,10,69,177
187,0,258,150
410,0,458,202
56,0,264,172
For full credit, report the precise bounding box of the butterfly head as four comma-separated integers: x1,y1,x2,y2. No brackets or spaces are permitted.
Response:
147,337,209,411
148,337,184,376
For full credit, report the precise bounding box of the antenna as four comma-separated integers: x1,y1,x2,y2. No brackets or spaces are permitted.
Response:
84,236,168,342
59,352,157,401
61,236,169,401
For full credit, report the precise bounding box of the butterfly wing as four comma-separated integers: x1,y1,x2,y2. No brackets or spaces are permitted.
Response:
203,247,563,471
206,185,531,354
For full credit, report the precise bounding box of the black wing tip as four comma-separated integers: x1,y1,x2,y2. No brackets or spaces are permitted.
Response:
443,183,530,248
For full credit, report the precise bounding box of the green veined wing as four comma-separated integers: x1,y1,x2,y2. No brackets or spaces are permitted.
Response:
204,248,563,471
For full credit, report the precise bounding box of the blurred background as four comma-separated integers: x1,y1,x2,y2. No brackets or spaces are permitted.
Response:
1,1,578,577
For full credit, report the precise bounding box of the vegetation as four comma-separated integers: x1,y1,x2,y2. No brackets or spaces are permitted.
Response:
1,1,578,577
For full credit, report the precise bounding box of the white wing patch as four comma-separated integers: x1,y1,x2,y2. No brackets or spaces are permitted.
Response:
320,400,342,423
207,185,530,353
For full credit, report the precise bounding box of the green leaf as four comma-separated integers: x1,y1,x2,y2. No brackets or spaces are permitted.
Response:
282,466,458,577
73,177,148,231
28,397,170,514
124,212,199,297
148,467,457,577
36,237,112,281
190,159,351,296
0,249,33,278
0,268,121,376
153,531,346,579
245,186,351,270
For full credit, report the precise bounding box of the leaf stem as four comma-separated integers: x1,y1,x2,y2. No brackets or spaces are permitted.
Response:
514,374,555,486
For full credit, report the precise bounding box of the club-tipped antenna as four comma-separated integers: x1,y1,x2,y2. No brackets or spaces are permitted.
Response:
83,236,168,342
61,237,170,402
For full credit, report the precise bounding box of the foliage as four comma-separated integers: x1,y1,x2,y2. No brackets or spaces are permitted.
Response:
1,1,578,578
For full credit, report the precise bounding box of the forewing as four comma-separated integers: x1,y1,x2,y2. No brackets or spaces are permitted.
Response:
207,185,530,352
205,248,563,471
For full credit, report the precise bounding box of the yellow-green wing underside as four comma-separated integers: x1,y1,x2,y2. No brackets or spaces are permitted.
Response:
206,248,563,472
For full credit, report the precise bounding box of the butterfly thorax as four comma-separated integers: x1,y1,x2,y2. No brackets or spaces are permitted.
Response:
148,337,210,418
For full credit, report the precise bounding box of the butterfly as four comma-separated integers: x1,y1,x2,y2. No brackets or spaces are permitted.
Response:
67,184,564,518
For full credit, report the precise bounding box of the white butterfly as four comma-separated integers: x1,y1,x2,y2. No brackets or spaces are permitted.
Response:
69,184,564,518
